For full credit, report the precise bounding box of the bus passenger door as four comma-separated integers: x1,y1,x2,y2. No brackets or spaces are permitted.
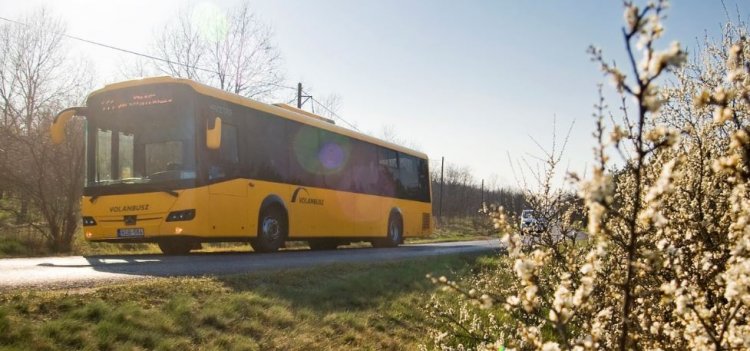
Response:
209,180,248,236
207,123,249,236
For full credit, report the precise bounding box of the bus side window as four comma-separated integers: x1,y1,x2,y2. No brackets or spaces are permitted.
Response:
397,153,421,200
397,153,411,198
244,111,289,183
417,158,430,202
319,130,351,190
210,123,239,180
289,123,325,188
377,147,398,197
351,141,378,194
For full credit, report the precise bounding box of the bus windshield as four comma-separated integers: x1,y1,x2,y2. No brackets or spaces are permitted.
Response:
85,85,196,192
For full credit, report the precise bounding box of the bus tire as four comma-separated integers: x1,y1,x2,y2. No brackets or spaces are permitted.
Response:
252,206,287,253
158,239,192,255
373,214,402,248
308,239,339,251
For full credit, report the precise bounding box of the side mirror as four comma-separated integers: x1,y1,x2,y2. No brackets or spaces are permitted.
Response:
206,117,222,150
51,107,86,144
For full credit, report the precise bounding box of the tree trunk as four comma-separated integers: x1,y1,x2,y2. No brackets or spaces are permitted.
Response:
46,222,72,253
50,234,72,253
15,197,28,224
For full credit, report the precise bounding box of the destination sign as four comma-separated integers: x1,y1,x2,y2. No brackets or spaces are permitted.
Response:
99,93,173,112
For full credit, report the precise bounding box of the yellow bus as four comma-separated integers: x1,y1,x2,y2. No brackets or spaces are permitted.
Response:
52,77,432,254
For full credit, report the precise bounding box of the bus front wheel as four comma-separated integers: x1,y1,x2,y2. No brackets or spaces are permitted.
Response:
251,206,287,253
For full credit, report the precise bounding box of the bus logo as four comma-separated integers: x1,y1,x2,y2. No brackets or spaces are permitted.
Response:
109,204,149,212
124,215,137,225
291,187,324,206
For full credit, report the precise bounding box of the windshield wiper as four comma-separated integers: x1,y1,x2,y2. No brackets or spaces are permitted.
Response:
159,188,179,198
147,183,180,198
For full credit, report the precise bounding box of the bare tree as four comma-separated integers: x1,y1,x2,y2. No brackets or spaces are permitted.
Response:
208,2,283,98
380,124,422,150
151,1,284,100
152,6,204,80
0,11,68,133
0,9,92,252
115,56,157,81
427,160,526,220
314,93,342,119
291,83,346,124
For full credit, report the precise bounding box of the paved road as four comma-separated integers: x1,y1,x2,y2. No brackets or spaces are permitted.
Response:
0,239,500,291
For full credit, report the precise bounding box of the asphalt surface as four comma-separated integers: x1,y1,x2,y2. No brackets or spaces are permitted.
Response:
0,239,501,291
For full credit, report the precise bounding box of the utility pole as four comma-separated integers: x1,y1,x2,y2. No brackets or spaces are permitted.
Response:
439,156,444,222
480,179,484,210
297,82,312,109
297,82,303,108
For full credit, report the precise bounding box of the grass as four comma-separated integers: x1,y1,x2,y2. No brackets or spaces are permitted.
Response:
0,236,28,256
0,253,494,350
407,216,496,244
0,228,46,258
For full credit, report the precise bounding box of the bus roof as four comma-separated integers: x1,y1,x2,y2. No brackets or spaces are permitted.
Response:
89,76,428,160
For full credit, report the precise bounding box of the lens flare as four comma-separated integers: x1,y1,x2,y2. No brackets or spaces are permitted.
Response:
191,2,228,42
292,126,352,176
319,142,344,170
292,127,320,174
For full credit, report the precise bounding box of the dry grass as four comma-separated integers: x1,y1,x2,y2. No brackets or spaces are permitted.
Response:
407,216,495,244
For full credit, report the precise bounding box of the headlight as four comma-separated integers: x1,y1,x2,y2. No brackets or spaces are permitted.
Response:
82,216,97,226
166,209,196,222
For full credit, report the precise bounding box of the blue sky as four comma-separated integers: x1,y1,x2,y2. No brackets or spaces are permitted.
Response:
2,0,748,188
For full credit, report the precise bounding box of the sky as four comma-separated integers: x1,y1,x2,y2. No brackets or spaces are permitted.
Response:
1,0,748,188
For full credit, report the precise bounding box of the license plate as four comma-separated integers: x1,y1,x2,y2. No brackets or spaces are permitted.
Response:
117,228,144,238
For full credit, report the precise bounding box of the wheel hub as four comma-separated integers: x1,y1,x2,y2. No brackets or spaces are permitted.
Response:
263,217,280,241
390,221,400,240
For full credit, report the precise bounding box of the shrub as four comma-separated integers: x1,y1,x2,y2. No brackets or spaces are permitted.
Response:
424,1,750,350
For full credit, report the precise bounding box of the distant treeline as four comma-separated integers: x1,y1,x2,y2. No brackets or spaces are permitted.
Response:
429,163,527,219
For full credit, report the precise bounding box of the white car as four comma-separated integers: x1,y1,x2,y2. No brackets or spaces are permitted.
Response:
520,209,546,233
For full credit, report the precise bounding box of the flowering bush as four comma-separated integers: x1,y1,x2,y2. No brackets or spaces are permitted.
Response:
424,1,750,350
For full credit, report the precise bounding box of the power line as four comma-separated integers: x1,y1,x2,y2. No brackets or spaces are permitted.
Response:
268,82,298,91
0,15,359,131
294,84,360,131
0,15,297,90
310,96,360,131
0,15,220,76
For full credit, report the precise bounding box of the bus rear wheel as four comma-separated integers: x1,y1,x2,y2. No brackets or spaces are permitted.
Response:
373,215,402,248
158,239,192,255
251,206,287,253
